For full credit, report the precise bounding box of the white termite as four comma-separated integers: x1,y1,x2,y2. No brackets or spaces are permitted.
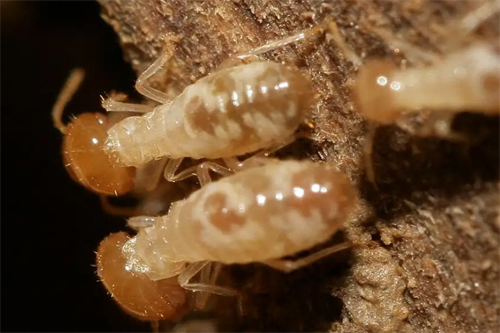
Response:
108,159,357,300
100,19,340,185
324,1,500,184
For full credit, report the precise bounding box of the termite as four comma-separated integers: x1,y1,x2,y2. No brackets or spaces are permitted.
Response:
115,159,357,302
52,69,137,196
325,1,500,184
99,19,340,185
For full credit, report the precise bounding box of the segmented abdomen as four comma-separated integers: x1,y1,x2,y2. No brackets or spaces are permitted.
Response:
178,62,314,159
163,160,357,264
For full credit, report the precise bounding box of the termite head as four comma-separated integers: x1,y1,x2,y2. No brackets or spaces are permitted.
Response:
96,232,186,321
353,60,402,124
62,113,135,196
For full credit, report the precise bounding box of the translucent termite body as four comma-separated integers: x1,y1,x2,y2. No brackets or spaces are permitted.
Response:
354,40,500,125
101,19,341,184
121,160,357,297
105,62,314,167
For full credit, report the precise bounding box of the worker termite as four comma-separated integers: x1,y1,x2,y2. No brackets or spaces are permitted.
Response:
52,69,136,196
354,38,499,126
100,19,340,185
115,159,357,302
325,1,500,184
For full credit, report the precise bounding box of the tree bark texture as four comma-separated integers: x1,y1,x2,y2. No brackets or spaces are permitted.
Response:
97,1,499,332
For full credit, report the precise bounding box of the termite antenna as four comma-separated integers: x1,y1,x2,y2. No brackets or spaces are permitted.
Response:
52,68,85,134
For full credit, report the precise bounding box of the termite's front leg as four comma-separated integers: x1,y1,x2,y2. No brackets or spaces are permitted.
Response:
178,261,237,297
135,43,178,104
264,241,351,273
164,158,234,187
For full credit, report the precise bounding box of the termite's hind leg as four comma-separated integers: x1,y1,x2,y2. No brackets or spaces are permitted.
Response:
179,261,237,297
264,241,351,273
135,45,177,104
193,262,224,310
223,135,297,172
52,68,85,134
164,158,234,187
415,112,467,141
127,215,158,231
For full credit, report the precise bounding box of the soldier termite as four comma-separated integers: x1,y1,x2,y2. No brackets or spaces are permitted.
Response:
110,159,357,306
99,19,341,185
326,1,500,184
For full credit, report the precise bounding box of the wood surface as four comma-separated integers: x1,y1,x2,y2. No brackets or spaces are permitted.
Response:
97,1,500,332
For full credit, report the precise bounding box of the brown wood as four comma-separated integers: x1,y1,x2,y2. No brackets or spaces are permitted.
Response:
97,1,500,332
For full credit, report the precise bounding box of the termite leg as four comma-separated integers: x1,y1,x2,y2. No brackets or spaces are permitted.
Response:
99,195,138,217
441,0,500,52
135,45,177,103
264,241,351,273
324,19,362,67
134,157,169,193
164,159,234,186
52,68,85,134
217,17,336,70
178,261,237,297
415,111,467,141
127,215,158,231
194,262,224,310
223,135,297,171
100,95,158,113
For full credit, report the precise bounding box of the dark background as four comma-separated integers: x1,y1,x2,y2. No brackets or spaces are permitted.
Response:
2,1,150,331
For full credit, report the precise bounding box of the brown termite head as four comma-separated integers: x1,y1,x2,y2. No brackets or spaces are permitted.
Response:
352,60,403,125
62,113,136,196
96,232,186,321
52,69,135,196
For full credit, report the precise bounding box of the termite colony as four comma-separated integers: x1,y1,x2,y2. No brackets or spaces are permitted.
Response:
53,19,363,330
53,1,499,331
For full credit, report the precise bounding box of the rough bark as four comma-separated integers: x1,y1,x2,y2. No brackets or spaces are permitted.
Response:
97,1,500,332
